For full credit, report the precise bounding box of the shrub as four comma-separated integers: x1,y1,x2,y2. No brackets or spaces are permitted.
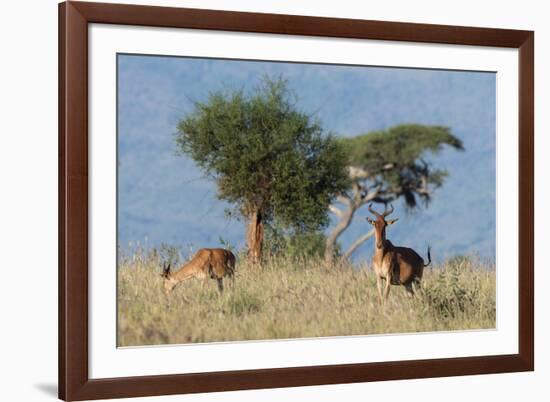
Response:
421,258,479,319
263,224,339,260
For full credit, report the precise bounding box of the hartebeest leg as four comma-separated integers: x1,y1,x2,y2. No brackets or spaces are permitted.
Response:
413,277,422,292
217,278,224,294
376,276,384,302
404,283,415,298
383,277,391,301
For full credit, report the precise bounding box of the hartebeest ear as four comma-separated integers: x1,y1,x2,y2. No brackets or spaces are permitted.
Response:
161,262,171,277
386,218,399,225
366,217,375,225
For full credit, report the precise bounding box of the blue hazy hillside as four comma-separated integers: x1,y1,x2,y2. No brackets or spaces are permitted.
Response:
118,54,496,262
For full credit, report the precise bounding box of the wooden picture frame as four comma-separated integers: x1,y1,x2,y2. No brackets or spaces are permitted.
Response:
59,1,534,400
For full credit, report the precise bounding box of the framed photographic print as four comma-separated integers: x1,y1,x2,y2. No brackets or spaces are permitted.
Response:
59,1,534,400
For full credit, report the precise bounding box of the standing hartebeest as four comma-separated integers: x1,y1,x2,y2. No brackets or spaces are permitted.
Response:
366,204,431,302
161,248,236,295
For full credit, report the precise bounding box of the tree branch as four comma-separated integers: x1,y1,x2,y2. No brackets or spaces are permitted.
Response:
347,165,370,180
336,194,352,207
342,229,375,260
358,183,383,206
351,181,363,204
328,205,343,217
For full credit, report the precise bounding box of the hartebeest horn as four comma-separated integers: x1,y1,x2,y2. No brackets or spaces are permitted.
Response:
368,203,395,220
382,203,394,217
368,203,382,218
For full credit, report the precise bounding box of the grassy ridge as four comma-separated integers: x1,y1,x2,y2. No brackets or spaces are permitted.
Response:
117,252,495,347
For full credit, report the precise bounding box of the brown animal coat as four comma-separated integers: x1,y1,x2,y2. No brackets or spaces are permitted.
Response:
162,248,235,294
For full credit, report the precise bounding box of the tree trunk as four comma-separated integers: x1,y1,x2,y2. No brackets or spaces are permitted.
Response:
246,209,264,264
324,206,355,265
326,182,383,266
342,229,375,260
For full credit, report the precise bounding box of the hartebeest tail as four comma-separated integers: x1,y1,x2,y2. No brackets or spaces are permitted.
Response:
161,248,235,295
366,204,429,302
424,246,432,267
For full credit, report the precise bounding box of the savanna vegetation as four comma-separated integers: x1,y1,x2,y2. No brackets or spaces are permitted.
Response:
118,246,495,346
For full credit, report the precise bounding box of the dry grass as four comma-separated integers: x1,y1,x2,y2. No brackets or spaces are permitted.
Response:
117,250,495,347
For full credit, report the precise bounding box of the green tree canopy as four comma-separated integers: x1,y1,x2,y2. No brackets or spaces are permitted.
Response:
338,124,464,207
175,77,349,262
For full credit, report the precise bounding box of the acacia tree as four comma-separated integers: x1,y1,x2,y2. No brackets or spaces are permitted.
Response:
324,124,464,264
176,78,348,263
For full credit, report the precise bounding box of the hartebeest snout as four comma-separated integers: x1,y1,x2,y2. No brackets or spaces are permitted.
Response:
161,248,236,295
366,204,431,302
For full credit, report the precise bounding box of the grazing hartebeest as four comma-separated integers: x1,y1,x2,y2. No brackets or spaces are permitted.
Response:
366,204,431,302
161,248,236,295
